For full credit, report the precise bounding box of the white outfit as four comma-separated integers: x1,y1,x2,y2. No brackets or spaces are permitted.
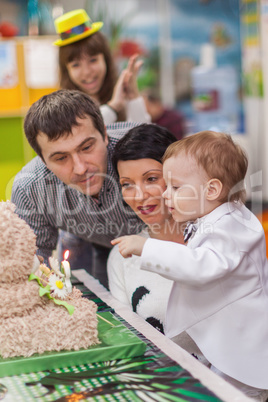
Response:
141,202,268,390
108,229,208,362
108,230,173,332
100,97,151,125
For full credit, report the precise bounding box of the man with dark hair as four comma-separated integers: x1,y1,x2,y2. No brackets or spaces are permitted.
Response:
11,89,146,288
12,90,174,288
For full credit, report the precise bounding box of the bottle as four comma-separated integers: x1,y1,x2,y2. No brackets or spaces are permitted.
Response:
27,0,39,35
191,43,239,133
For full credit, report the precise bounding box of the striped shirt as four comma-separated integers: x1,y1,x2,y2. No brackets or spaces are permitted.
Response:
11,122,145,260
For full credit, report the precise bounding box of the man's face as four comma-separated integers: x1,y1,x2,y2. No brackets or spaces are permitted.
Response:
37,117,108,197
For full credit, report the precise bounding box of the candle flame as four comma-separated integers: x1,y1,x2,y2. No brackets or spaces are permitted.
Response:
63,250,70,260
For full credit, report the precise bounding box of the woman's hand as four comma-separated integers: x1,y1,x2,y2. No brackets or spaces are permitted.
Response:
107,54,143,112
108,69,129,113
124,54,143,100
111,235,146,258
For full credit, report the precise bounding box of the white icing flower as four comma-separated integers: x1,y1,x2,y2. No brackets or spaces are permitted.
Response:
49,256,64,277
48,274,68,299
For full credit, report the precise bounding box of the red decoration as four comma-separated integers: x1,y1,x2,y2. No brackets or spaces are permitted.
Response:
118,40,147,58
0,22,19,38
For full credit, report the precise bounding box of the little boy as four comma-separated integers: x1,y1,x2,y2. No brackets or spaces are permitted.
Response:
112,130,268,400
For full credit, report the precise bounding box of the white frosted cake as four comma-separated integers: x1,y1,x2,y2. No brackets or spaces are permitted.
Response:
0,201,99,358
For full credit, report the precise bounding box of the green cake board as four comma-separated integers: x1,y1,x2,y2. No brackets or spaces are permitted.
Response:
0,312,146,377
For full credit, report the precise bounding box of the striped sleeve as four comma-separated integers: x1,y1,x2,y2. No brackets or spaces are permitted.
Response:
11,176,58,262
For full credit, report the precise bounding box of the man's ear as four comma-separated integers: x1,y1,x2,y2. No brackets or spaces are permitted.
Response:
206,178,223,201
104,126,109,146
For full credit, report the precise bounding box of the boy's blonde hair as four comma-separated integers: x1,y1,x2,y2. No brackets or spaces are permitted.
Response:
163,130,248,203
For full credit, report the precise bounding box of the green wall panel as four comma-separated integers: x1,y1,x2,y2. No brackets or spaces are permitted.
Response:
0,117,35,201
0,162,24,201
0,117,24,162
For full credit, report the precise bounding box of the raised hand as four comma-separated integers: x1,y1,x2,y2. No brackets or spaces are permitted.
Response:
107,69,128,114
123,53,143,100
107,54,143,113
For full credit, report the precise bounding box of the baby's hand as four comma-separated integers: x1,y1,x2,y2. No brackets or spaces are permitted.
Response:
111,235,146,258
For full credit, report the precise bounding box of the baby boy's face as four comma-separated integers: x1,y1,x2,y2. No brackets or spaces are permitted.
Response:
162,152,209,223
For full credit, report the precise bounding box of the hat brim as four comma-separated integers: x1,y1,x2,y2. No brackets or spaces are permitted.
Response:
53,21,103,47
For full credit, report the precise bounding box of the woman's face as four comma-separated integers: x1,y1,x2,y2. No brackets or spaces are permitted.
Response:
66,53,107,100
117,158,171,227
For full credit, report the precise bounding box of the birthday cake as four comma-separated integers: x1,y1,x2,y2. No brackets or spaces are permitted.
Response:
0,201,99,358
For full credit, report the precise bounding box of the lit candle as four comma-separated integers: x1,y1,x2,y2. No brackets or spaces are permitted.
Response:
61,250,72,293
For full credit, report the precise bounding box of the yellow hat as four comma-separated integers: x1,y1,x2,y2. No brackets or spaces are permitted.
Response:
53,9,103,47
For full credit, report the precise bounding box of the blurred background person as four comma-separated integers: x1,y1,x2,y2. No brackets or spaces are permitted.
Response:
142,88,186,140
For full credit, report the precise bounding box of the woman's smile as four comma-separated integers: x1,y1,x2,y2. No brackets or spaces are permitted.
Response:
137,205,157,215
81,77,99,91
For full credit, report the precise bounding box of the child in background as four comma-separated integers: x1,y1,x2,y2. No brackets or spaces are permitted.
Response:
54,9,150,125
112,131,268,401
142,88,186,140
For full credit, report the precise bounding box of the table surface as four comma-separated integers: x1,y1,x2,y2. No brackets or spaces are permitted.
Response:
73,270,253,402
0,269,253,402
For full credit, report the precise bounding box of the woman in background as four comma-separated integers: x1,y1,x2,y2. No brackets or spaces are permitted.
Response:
54,9,150,124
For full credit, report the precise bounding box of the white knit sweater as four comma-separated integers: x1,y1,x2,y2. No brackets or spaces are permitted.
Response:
107,230,173,333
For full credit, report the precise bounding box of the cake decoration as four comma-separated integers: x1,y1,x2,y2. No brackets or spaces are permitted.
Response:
29,251,74,313
60,250,72,293
0,201,100,359
49,255,64,277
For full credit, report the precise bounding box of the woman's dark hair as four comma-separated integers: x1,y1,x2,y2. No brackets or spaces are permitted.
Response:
112,123,177,174
24,89,105,159
59,32,117,105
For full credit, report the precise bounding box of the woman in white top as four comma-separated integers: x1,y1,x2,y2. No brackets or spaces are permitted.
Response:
108,124,184,333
